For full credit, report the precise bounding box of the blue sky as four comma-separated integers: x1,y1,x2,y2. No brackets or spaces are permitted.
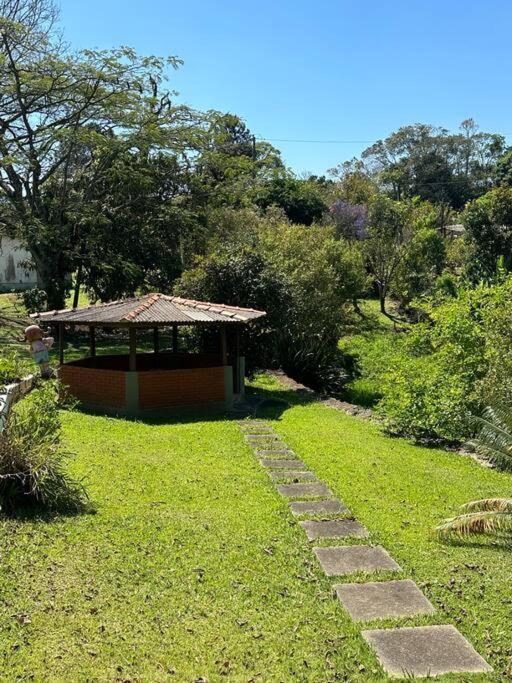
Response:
58,0,512,175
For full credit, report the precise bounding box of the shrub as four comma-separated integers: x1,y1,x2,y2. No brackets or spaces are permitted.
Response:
176,222,367,391
19,287,47,314
0,382,90,515
0,351,25,387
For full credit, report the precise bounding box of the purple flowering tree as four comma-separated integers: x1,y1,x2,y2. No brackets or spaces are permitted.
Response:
329,200,368,240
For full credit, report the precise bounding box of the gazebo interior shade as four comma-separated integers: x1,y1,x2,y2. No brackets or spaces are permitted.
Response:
32,293,266,326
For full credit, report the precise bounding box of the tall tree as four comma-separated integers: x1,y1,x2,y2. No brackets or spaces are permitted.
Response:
364,195,409,313
361,121,505,209
0,0,199,308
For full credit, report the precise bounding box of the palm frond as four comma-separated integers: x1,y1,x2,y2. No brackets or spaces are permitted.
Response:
466,405,512,471
437,508,512,538
460,498,512,513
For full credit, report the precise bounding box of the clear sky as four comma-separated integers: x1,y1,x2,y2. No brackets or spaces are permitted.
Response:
58,0,512,175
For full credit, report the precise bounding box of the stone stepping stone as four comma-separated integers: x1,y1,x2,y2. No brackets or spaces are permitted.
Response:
269,470,318,482
243,430,275,437
276,482,332,499
313,545,401,577
238,421,269,429
300,519,368,541
260,459,307,470
362,625,492,678
289,499,349,516
335,579,435,622
255,449,296,458
245,432,280,439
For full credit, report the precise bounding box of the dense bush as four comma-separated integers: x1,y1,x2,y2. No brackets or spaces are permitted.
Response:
176,222,368,391
19,287,48,314
354,277,512,442
0,382,90,514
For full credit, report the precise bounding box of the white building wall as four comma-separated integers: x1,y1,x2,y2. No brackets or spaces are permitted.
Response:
0,237,38,291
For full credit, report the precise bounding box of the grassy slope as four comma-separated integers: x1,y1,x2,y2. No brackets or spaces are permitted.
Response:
339,298,409,407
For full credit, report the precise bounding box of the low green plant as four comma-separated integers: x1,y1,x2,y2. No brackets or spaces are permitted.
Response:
466,405,512,471
19,287,47,314
0,351,24,387
0,382,90,514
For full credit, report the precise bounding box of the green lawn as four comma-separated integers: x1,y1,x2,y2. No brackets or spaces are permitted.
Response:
0,374,510,681
339,298,409,407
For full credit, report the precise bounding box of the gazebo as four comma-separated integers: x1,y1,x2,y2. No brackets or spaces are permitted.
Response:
33,293,266,416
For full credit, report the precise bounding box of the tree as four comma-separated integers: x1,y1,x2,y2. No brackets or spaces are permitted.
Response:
254,172,327,225
73,151,199,302
494,149,512,187
364,195,409,313
361,121,505,208
193,113,283,210
175,247,291,372
391,201,446,307
462,186,512,282
0,0,199,308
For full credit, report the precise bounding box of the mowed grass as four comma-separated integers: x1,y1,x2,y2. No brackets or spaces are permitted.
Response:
253,374,512,682
1,375,510,681
0,410,379,682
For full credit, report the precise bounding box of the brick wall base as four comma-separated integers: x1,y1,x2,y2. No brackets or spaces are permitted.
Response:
58,359,235,416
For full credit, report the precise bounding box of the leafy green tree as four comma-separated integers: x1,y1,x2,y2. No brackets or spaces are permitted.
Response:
361,121,505,208
254,172,327,225
73,152,199,302
391,202,446,307
494,149,512,187
175,247,291,372
193,113,283,209
0,0,199,308
462,186,512,281
363,195,409,313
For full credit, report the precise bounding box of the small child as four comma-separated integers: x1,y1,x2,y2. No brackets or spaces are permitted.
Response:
25,325,54,379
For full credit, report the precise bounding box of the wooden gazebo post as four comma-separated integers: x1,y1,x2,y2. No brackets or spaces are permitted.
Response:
58,322,64,365
153,327,159,354
129,328,137,371
172,325,178,354
220,325,227,366
89,326,96,357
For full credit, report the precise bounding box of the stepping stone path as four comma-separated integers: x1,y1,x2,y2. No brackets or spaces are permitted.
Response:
313,545,401,576
260,458,307,469
269,470,318,482
362,625,492,678
335,579,435,622
255,448,296,458
300,519,368,541
289,499,349,516
276,482,332,499
238,418,492,678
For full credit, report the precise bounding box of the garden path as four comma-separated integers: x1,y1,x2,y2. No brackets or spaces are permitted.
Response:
239,419,493,679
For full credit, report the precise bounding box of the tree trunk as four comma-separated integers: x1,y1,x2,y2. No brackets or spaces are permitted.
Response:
378,286,387,314
72,262,83,309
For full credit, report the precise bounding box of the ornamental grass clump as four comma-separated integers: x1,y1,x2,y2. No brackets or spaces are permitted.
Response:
0,382,90,515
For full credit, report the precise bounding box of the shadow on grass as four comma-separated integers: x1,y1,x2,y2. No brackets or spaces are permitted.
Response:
63,381,318,428
438,534,512,551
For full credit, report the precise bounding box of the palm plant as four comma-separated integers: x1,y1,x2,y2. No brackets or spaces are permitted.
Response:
437,405,512,539
437,498,512,538
466,405,512,472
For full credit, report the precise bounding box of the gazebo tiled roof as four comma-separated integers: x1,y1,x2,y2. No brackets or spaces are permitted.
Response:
33,293,266,326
